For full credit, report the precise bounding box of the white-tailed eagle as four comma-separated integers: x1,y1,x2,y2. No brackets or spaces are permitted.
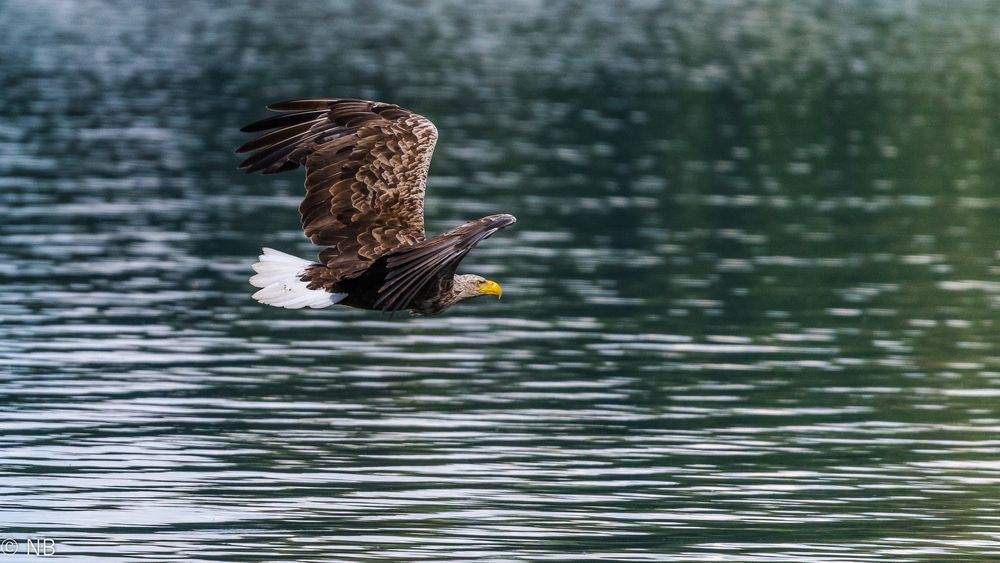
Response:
237,99,516,315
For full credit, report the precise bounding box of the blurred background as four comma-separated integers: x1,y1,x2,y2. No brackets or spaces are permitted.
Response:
1,0,998,560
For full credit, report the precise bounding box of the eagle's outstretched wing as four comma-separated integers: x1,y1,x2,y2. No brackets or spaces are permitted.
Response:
237,99,438,280
375,214,516,312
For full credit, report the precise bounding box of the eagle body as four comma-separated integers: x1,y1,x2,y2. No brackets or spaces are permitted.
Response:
238,99,515,315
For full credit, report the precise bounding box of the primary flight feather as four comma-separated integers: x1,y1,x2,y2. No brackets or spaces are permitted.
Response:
237,98,516,315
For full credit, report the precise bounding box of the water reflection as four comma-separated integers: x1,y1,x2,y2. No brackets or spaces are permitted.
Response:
1,0,999,560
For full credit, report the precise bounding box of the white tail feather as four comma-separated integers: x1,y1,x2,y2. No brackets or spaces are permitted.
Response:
249,248,346,309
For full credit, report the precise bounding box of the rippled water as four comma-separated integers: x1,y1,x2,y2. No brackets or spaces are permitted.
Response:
1,1,999,560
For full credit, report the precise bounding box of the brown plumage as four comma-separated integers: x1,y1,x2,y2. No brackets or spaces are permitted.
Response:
239,98,515,315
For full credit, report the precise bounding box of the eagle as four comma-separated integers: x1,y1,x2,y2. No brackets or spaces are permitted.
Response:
236,99,516,316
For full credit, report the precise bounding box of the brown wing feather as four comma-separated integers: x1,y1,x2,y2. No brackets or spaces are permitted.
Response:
237,99,438,281
374,214,516,312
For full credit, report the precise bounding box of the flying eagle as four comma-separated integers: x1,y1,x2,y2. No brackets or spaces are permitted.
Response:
236,99,516,316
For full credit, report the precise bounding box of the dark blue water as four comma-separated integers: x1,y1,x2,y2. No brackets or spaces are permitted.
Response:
1,1,999,560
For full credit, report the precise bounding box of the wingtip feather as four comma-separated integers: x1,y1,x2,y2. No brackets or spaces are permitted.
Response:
267,99,339,112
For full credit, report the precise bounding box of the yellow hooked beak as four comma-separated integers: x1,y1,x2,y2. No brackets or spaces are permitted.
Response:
480,280,502,299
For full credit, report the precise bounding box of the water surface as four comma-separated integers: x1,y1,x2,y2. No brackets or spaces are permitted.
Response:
1,1,999,560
